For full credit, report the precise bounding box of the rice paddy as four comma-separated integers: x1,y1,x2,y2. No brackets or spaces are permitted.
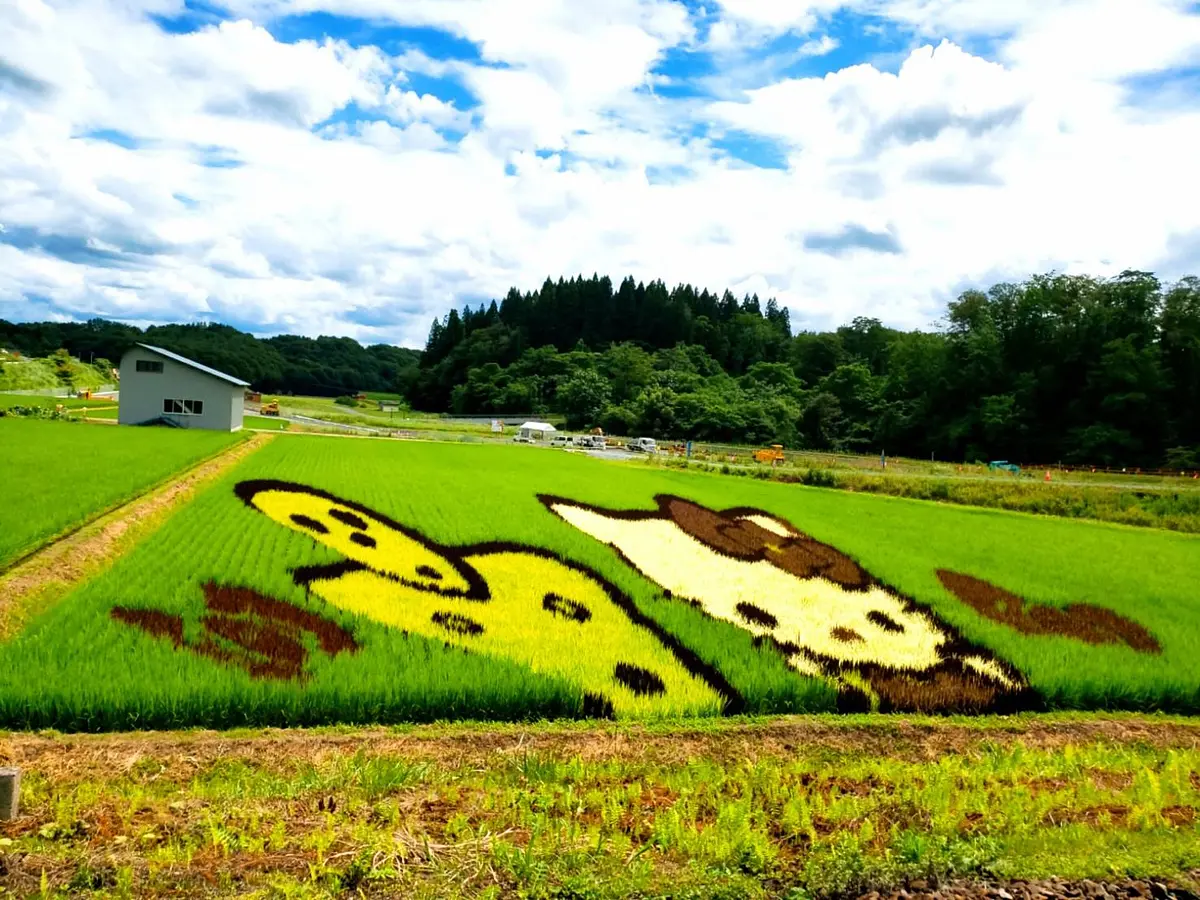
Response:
1,433,1197,730
0,419,241,569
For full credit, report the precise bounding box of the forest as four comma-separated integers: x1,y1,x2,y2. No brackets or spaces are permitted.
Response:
2,268,1198,467
413,271,1200,468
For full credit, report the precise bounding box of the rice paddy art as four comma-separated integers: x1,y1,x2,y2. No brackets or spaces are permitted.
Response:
538,493,1154,713
112,581,359,682
231,480,740,718
2,436,1193,731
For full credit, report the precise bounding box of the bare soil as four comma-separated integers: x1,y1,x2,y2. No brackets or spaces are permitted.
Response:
3,715,1199,783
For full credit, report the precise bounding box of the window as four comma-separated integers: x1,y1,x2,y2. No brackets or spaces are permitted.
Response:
162,399,204,416
136,360,164,373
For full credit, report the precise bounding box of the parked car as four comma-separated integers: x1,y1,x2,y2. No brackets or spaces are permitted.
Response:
628,437,657,453
577,435,606,450
550,435,573,447
512,434,534,444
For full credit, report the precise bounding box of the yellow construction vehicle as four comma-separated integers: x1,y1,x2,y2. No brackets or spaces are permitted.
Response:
261,400,280,417
753,444,786,465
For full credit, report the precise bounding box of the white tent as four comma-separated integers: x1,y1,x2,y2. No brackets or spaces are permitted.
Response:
517,421,557,440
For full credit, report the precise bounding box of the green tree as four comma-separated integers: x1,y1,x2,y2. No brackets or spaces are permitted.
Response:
558,369,611,428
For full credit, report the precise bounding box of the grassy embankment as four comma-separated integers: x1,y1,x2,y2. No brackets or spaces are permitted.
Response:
269,395,520,441
1,715,1197,898
0,436,1196,730
0,354,112,392
642,452,1200,534
0,418,242,569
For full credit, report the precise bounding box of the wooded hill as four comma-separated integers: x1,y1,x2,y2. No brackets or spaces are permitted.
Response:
3,268,1198,468
414,271,1200,469
0,320,420,399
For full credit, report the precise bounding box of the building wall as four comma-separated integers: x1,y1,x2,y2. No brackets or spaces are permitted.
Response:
229,389,244,432
117,347,242,432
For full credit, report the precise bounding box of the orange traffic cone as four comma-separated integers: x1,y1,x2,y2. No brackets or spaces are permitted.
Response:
1044,470,1052,482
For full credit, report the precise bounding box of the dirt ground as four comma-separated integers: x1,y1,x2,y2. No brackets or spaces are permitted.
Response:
4,714,1199,782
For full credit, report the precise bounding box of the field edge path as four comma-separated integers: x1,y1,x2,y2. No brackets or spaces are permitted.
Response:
0,433,272,638
4,713,1199,777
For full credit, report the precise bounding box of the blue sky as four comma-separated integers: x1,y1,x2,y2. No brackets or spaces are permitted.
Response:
1,0,1199,347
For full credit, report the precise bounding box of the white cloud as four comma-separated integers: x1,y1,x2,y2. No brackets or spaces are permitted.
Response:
1,0,1199,346
799,35,840,57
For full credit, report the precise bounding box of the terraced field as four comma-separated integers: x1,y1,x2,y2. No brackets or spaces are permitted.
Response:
1,434,1196,730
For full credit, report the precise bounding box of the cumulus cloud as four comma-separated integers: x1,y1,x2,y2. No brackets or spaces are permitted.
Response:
0,0,1199,345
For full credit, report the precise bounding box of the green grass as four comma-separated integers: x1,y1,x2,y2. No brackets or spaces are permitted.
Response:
4,719,1198,898
274,395,499,435
76,405,119,419
1,436,1197,731
645,455,1200,533
0,418,241,569
243,414,290,430
0,393,114,411
0,355,112,391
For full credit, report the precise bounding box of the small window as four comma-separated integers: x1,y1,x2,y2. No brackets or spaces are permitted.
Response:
163,398,204,416
137,360,164,373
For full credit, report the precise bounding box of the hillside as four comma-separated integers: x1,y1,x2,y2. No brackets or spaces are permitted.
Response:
413,270,1200,469
0,320,420,398
0,348,114,392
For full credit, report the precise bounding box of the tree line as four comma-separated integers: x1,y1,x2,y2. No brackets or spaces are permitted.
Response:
2,268,1198,467
0,319,420,398
415,271,1200,468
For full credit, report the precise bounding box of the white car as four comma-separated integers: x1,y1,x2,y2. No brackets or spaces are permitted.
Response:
628,437,657,453
550,435,572,447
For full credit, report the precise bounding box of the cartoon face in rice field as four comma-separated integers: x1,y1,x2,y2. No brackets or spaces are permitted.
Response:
233,480,740,718
540,494,1044,714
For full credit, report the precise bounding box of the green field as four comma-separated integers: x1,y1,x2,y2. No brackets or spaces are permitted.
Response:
1,434,1197,731
243,413,290,430
0,419,241,569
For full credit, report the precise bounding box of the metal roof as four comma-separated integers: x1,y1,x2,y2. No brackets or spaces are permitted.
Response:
135,343,250,386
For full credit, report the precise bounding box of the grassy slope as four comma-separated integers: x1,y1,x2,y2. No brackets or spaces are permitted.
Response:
0,419,240,569
2,716,1198,898
0,437,1197,730
0,356,112,391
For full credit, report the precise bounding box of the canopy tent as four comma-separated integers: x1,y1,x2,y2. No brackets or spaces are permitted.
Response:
517,421,557,440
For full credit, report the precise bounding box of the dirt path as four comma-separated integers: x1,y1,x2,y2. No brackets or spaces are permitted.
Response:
4,715,1199,781
0,434,271,637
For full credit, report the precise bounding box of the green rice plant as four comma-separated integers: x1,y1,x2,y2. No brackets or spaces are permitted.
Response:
0,418,241,568
0,436,1197,729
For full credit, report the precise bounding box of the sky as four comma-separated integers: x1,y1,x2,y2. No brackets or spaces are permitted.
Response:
1,0,1199,349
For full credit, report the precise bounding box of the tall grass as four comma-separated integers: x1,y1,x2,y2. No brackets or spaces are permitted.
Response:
648,455,1200,533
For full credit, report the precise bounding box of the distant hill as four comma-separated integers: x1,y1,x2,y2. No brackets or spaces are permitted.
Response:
0,320,420,398
3,265,1199,468
409,270,1200,468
